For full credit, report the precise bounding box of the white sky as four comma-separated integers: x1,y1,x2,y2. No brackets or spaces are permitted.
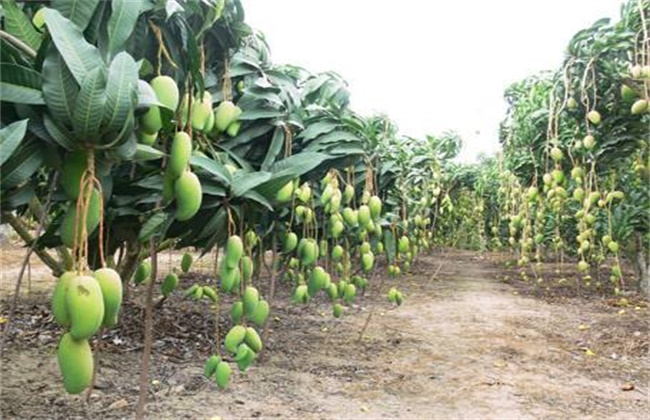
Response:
241,0,625,162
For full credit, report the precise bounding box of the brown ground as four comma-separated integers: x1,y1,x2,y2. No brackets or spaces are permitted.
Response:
1,245,648,419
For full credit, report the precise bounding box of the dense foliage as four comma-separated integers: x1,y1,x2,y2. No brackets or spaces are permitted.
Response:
444,0,650,293
0,0,648,411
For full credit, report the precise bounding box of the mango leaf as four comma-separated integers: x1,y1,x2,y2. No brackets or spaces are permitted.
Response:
261,125,285,171
136,79,164,109
0,182,35,210
190,155,231,185
2,0,41,52
0,119,29,166
134,144,165,161
44,9,103,85
0,138,44,190
270,152,329,177
41,49,79,125
230,171,271,197
240,189,273,211
0,62,44,104
383,228,396,263
103,52,138,133
238,108,285,121
139,212,172,242
221,124,273,147
199,207,229,255
0,81,44,105
253,174,295,203
196,206,227,242
51,0,101,31
43,114,77,150
107,0,142,56
72,67,107,140
297,120,339,142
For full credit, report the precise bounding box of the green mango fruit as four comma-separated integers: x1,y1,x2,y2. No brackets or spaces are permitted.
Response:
215,361,232,389
631,99,649,115
276,181,294,203
60,150,88,199
57,333,93,394
140,105,162,134
331,245,344,262
368,195,382,219
161,273,179,297
241,255,253,283
204,354,221,379
244,327,263,353
93,268,123,328
226,235,244,269
231,300,244,323
214,101,242,132
169,132,193,178
52,271,76,327
174,170,202,221
235,343,255,372
181,252,193,273
249,299,269,327
243,286,260,315
225,325,247,353
226,120,241,137
202,286,218,302
67,275,104,340
283,232,298,253
134,261,151,284
358,205,371,227
150,75,180,111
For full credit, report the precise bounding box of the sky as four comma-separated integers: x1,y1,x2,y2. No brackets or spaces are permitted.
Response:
240,0,626,162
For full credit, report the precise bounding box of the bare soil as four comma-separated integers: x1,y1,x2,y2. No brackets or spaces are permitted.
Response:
1,245,648,419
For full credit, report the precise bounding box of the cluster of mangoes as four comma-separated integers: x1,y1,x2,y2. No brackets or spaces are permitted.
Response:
624,64,650,115
138,75,244,222
52,268,123,394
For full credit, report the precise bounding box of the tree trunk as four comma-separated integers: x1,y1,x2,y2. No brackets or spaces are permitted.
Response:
635,232,649,295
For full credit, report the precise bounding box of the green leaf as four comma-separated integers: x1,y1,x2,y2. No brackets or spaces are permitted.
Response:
261,125,285,171
43,114,77,150
0,81,44,104
230,171,272,197
196,206,227,242
221,124,273,147
103,52,138,133
41,49,79,125
43,8,103,85
51,0,101,31
0,61,44,105
107,0,142,56
139,212,171,242
383,227,396,263
134,144,165,161
270,152,329,177
297,120,338,142
238,108,285,121
72,67,107,140
240,189,273,211
0,182,35,210
190,155,231,186
0,119,29,166
2,0,41,52
136,79,164,108
0,138,44,190
199,207,228,254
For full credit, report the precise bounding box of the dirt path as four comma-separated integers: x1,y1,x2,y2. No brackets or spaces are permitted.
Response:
1,249,648,419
